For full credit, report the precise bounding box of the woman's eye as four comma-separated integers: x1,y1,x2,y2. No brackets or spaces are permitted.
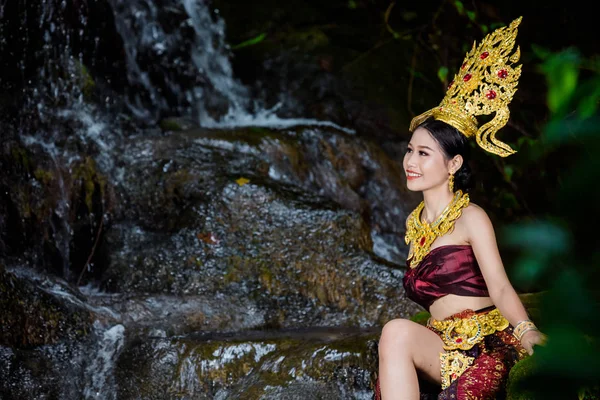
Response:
406,148,413,153
419,151,428,156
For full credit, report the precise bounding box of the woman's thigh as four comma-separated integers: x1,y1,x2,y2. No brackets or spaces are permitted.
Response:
379,318,445,384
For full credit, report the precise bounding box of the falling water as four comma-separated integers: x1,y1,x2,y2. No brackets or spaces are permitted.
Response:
0,0,374,397
82,324,126,400
19,136,74,279
108,0,354,132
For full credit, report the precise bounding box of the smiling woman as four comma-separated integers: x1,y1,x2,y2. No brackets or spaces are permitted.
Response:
375,17,547,400
404,119,472,198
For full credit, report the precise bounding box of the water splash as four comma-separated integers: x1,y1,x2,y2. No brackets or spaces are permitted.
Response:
202,101,356,134
83,324,126,400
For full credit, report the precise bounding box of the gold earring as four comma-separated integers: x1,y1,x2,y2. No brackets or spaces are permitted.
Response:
448,173,455,192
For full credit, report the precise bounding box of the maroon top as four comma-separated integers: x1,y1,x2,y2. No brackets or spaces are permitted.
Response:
402,245,489,310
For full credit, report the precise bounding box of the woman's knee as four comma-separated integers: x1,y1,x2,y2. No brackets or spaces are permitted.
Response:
379,318,415,355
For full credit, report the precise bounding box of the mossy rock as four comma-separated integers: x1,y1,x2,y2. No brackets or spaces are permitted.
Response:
115,328,379,400
506,356,538,400
0,268,93,348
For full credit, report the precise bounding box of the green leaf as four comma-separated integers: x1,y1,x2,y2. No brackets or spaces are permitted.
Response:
466,10,476,22
410,311,431,325
577,79,600,118
504,165,514,182
347,0,357,9
577,93,599,118
481,24,489,34
548,66,578,113
437,66,449,83
454,0,464,15
539,49,581,114
231,33,267,50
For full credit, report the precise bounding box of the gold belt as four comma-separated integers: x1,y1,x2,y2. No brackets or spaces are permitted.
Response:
428,308,510,351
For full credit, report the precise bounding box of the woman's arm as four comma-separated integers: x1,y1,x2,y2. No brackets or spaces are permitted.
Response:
464,206,545,354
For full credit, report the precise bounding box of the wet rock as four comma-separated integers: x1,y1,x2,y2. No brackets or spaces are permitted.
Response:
0,139,112,283
100,126,421,333
84,293,268,338
0,342,87,400
115,327,379,400
0,268,92,348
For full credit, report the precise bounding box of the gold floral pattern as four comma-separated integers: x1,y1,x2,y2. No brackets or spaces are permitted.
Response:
428,308,510,351
440,350,475,389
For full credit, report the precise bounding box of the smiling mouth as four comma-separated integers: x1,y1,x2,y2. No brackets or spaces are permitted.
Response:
406,171,422,180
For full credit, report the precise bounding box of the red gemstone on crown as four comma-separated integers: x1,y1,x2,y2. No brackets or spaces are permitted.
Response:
461,63,466,70
486,90,497,99
463,74,472,82
456,338,463,343
498,69,508,79
448,80,454,89
480,51,489,59
419,237,426,246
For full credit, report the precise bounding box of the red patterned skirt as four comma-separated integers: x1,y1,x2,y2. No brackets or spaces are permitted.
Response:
375,307,529,400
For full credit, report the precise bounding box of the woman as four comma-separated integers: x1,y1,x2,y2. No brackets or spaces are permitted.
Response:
376,17,546,400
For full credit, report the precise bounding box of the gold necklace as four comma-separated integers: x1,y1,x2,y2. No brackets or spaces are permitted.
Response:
405,190,470,268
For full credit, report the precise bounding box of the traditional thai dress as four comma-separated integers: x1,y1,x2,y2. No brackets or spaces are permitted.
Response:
375,245,529,400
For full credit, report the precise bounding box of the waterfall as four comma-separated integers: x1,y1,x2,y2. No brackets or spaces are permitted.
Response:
108,0,354,132
108,0,251,123
83,324,126,400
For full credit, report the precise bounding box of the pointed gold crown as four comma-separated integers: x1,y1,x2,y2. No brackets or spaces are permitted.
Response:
410,17,523,157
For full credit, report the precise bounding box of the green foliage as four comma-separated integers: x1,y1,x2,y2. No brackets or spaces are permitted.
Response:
453,1,464,15
437,66,448,83
538,48,580,116
501,48,600,398
409,311,430,325
231,33,267,50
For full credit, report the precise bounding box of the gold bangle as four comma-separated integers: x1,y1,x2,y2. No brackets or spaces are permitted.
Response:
513,320,538,341
518,326,539,340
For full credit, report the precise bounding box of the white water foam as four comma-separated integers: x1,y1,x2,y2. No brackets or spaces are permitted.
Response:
83,324,126,400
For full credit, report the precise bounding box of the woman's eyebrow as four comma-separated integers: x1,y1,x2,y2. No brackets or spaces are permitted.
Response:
415,145,434,151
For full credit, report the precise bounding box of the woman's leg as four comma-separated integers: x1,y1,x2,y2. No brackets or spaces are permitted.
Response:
378,319,445,400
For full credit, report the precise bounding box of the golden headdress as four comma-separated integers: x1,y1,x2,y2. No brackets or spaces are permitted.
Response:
410,17,523,157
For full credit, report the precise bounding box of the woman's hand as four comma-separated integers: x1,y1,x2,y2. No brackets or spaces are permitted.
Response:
520,329,547,355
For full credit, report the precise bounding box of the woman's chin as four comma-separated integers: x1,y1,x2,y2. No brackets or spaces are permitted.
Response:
406,181,424,192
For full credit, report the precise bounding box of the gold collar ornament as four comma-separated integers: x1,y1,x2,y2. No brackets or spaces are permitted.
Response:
405,190,470,268
409,17,523,157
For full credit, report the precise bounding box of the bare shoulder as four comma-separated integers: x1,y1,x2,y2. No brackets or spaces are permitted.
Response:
457,202,494,232
461,202,488,219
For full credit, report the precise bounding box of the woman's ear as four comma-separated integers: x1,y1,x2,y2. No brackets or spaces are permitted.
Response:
449,155,463,174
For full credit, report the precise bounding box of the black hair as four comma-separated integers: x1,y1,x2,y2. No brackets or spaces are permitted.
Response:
417,118,473,192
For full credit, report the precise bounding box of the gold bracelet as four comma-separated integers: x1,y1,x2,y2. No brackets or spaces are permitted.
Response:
513,320,538,341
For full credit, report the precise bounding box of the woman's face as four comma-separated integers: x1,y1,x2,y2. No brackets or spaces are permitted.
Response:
403,127,451,192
